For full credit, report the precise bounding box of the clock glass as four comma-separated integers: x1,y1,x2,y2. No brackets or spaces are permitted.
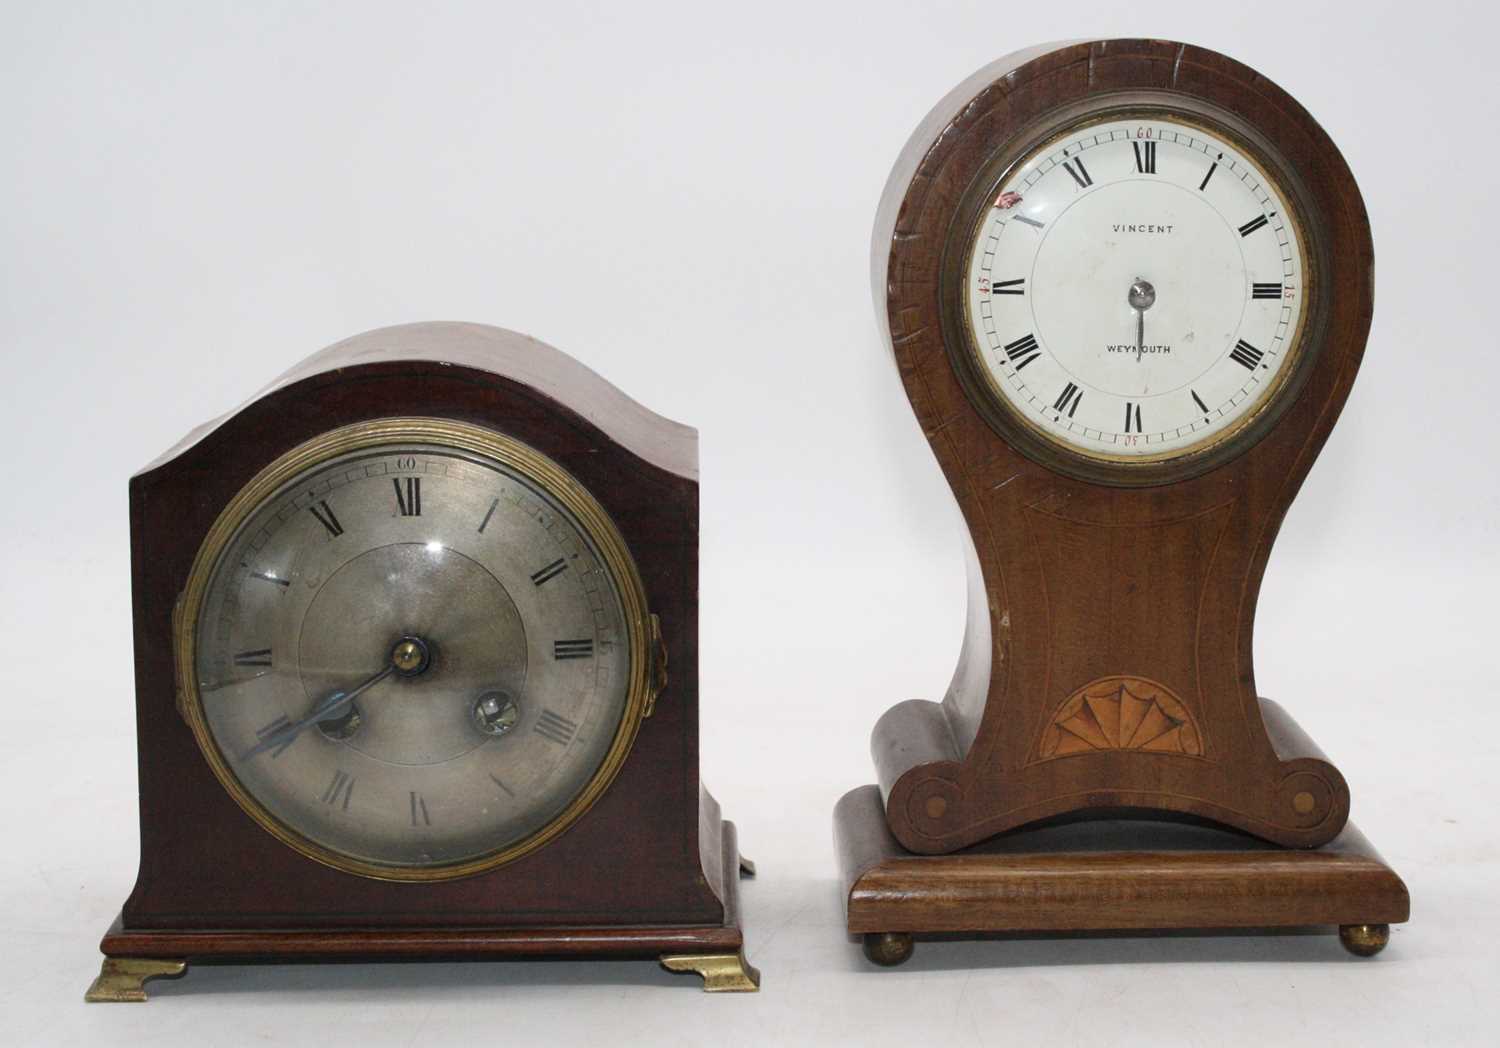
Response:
961,111,1309,468
177,418,650,881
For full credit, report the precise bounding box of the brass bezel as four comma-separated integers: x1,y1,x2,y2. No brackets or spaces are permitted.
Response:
174,417,654,883
940,93,1328,487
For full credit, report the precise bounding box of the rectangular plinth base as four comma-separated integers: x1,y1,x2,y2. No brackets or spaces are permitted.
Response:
90,820,758,997
836,785,1408,946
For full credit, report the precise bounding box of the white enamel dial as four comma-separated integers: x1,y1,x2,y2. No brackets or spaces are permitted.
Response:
963,113,1307,462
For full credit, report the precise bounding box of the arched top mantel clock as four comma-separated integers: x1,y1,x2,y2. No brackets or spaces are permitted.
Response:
87,322,759,1000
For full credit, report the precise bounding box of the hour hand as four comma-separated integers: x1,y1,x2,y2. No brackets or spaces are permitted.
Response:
239,673,385,760
240,661,403,758
239,636,432,759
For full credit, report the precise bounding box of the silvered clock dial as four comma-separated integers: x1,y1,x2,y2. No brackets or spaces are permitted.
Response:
179,418,648,879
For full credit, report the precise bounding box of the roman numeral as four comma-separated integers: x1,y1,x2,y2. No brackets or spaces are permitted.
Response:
1062,157,1093,189
1230,339,1265,369
1199,154,1221,191
1003,333,1042,370
530,558,568,586
233,648,273,667
309,500,343,537
255,715,296,758
1124,403,1143,433
489,773,514,797
990,278,1025,295
409,791,430,826
535,708,578,746
1238,214,1270,237
1012,214,1045,229
393,477,421,516
250,570,290,588
320,769,354,809
477,497,499,534
1252,282,1283,300
1191,390,1210,418
553,638,594,660
1052,382,1083,418
1132,140,1156,174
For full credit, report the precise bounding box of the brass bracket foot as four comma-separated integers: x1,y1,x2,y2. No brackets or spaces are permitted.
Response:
660,950,761,992
738,854,756,877
85,957,188,1002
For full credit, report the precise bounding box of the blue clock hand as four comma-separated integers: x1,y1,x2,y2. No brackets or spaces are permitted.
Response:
239,665,394,760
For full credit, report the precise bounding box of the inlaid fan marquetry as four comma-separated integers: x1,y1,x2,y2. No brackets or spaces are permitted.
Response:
1037,677,1203,761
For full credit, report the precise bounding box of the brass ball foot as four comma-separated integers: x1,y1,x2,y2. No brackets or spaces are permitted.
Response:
1339,923,1390,957
862,931,915,967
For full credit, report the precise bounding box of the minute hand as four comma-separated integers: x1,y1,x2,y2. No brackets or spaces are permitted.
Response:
241,665,395,760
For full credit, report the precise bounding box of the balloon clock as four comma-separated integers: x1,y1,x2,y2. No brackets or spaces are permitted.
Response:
88,323,757,999
835,40,1408,965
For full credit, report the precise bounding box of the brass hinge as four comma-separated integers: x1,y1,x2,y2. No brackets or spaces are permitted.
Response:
644,613,667,718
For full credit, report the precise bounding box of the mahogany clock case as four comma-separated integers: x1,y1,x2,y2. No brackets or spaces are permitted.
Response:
837,39,1408,961
90,322,755,997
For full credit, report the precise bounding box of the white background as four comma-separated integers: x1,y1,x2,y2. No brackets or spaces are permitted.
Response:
2,2,1495,1045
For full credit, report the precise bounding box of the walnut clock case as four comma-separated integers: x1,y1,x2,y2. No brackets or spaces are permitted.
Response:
87,322,758,1000
835,40,1408,965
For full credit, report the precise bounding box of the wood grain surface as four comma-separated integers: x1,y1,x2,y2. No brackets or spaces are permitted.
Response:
102,323,742,964
836,784,1408,934
870,40,1375,852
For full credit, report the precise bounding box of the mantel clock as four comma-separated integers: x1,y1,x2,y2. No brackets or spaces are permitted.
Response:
88,322,757,1000
835,39,1408,965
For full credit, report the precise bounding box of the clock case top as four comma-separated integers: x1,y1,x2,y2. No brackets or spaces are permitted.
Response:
119,322,735,934
870,40,1373,851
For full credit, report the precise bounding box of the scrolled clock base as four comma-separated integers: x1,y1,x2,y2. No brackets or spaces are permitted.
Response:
835,785,1408,962
877,696,1352,852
